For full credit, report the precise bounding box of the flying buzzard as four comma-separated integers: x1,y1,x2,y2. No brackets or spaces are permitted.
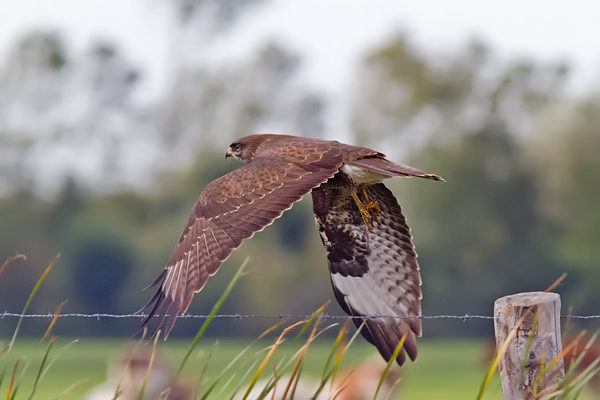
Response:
138,134,442,366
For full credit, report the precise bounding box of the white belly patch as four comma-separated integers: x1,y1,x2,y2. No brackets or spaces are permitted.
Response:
341,164,389,184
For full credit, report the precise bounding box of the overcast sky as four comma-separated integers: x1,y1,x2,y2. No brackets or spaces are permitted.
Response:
1,0,599,197
2,0,599,101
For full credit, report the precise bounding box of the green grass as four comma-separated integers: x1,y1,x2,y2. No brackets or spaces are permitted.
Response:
0,337,500,399
1,337,597,399
403,339,502,400
1,257,596,399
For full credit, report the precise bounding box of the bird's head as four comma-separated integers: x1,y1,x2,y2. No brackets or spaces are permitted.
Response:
225,140,245,162
225,134,287,163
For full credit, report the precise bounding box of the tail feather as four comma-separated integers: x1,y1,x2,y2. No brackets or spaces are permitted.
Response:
351,157,444,181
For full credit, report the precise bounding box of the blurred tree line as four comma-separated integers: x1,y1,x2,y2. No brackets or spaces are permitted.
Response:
1,0,599,338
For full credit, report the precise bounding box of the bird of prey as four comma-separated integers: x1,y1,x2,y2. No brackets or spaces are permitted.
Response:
138,134,442,366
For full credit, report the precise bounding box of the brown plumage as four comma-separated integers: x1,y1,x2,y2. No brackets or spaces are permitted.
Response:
137,134,442,366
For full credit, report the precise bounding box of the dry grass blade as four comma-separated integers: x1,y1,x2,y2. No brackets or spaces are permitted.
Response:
320,319,350,383
268,364,281,400
281,310,323,400
374,331,407,399
560,332,590,389
533,332,586,398
313,318,368,400
567,360,600,394
292,301,331,342
52,379,88,400
6,359,20,400
543,273,566,293
563,307,574,340
330,375,350,400
208,321,292,400
240,320,307,400
258,320,289,340
561,332,586,367
0,255,25,279
312,321,351,400
541,359,600,399
477,314,524,399
232,304,336,400
534,334,582,398
251,319,340,399
138,330,161,400
281,344,308,399
324,320,351,399
343,319,367,356
40,301,67,344
382,377,402,400
550,331,600,399
290,370,303,400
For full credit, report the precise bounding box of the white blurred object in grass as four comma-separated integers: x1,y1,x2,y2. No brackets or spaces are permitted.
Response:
84,343,193,400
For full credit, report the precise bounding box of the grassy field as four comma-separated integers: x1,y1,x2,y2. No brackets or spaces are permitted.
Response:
1,337,500,399
0,336,594,399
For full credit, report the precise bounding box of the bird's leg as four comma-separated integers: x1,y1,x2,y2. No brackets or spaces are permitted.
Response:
351,187,383,229
360,187,384,223
351,192,372,228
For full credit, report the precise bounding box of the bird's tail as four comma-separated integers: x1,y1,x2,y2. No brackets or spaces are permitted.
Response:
350,157,444,181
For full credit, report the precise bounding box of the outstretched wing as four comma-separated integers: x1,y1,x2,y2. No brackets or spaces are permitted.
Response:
139,145,344,338
312,182,422,366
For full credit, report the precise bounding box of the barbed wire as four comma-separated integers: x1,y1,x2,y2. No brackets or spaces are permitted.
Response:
1,312,599,321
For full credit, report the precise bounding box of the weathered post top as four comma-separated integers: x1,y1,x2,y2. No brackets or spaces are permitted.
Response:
494,292,564,400
495,291,560,309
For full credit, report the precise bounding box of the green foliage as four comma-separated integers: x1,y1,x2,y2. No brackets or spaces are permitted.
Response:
526,96,600,313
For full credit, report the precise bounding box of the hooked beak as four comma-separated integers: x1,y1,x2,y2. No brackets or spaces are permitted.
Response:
225,147,234,159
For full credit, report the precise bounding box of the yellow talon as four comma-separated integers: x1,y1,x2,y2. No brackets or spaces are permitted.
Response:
351,188,383,229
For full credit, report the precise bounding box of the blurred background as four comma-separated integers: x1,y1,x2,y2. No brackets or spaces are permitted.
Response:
1,0,600,340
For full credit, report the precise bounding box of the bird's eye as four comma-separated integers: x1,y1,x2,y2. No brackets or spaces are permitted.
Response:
230,143,240,152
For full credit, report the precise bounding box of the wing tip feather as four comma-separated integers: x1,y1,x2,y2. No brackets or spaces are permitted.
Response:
135,272,180,340
359,318,419,366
